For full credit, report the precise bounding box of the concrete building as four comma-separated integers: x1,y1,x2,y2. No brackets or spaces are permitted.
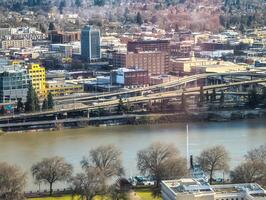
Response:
111,67,149,88
27,64,46,97
48,30,80,44
161,178,266,200
127,39,170,53
1,39,32,49
169,56,218,73
46,80,83,96
49,44,73,57
81,25,101,61
112,51,169,75
0,65,29,103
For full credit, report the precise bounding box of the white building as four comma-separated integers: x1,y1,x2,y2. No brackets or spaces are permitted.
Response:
161,178,266,200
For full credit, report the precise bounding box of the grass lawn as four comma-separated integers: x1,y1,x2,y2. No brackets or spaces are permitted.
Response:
134,187,162,200
30,195,108,200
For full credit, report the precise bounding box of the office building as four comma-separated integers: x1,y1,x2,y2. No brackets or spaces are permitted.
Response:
161,178,266,200
0,65,29,103
112,51,169,75
1,39,32,50
111,67,149,88
48,30,80,43
81,25,101,61
27,64,46,97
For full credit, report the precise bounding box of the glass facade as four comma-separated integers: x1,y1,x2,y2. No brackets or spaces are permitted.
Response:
0,65,29,103
81,25,101,61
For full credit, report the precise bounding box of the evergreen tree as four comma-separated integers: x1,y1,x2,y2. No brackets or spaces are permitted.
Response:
211,88,216,102
25,83,36,112
136,12,143,26
181,92,186,111
42,98,48,110
206,91,209,102
75,0,82,7
47,92,54,110
220,90,225,104
16,98,24,113
117,98,125,114
0,106,5,115
247,89,259,108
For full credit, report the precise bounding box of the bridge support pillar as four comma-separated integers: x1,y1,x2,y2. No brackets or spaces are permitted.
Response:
87,109,90,118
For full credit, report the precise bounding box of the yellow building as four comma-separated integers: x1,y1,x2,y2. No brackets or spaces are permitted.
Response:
27,64,46,97
46,80,83,96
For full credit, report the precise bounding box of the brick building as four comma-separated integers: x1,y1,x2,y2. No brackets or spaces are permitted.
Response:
48,31,80,44
111,67,149,88
127,40,170,53
112,51,169,75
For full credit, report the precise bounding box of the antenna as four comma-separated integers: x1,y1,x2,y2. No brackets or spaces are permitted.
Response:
186,123,190,170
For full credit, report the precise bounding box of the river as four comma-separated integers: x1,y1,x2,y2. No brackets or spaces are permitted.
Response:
0,119,266,190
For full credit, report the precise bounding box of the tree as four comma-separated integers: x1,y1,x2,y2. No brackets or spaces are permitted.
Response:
137,142,187,196
59,0,66,14
47,92,54,110
220,90,225,104
117,98,125,114
247,89,259,108
0,162,26,200
136,12,143,26
16,98,24,113
197,145,230,184
206,91,209,102
230,160,265,184
198,86,204,107
70,167,104,200
211,88,216,102
181,92,186,111
94,0,105,6
25,83,39,112
31,156,73,196
81,145,124,188
42,98,48,110
108,184,128,200
75,0,82,7
231,144,266,185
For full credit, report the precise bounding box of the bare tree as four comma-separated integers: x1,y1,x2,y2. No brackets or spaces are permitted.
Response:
137,142,187,196
81,145,124,179
230,160,265,184
245,144,266,163
0,162,26,200
70,167,104,200
197,145,230,184
31,156,73,196
231,144,266,185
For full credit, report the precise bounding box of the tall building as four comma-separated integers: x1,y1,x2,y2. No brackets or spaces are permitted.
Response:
112,51,169,75
81,25,101,61
0,65,29,103
27,64,46,97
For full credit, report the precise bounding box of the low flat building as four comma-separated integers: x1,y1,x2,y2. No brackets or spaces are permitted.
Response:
161,178,266,200
46,80,83,96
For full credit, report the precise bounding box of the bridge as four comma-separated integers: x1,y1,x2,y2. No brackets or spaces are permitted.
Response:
0,73,265,123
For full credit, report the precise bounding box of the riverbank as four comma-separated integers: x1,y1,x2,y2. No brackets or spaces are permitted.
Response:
2,108,266,133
